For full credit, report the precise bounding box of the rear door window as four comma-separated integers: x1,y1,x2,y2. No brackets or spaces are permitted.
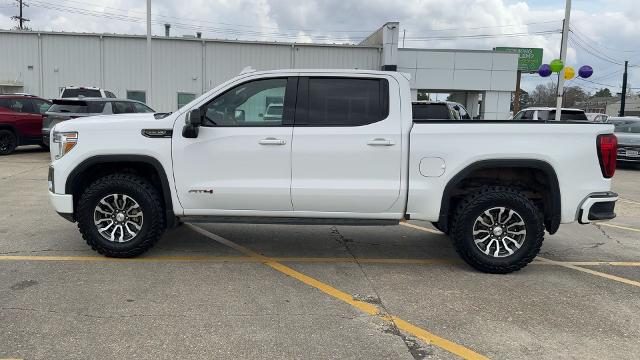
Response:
412,104,451,120
300,78,389,126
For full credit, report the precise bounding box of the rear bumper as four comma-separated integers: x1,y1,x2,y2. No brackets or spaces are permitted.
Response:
48,191,75,222
578,192,618,224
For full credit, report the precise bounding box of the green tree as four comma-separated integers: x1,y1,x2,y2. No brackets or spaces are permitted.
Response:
593,88,612,98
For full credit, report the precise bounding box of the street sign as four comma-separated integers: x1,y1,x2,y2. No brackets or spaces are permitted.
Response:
494,47,543,73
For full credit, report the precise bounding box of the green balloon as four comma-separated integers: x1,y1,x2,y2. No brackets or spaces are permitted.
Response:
550,59,564,73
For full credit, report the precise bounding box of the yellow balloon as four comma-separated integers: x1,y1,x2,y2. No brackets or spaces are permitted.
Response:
564,66,575,80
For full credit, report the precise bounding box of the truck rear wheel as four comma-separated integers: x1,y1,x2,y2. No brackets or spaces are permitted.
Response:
0,130,17,155
76,173,166,257
450,186,544,274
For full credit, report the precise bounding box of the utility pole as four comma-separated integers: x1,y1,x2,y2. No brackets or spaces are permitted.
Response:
620,60,628,116
146,0,152,107
514,70,522,113
555,0,571,121
11,0,30,30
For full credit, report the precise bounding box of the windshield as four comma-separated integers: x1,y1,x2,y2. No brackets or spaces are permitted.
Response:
61,89,102,98
545,110,588,121
611,120,640,133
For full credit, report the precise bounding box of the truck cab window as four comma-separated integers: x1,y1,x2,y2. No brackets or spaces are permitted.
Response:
202,78,287,127
305,78,388,126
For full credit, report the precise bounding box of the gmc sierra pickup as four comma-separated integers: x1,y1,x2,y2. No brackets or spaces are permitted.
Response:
47,69,619,273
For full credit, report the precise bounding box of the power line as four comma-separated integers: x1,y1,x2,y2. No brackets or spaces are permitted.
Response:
27,1,365,42
36,0,376,35
404,29,561,42
569,22,638,53
568,36,624,66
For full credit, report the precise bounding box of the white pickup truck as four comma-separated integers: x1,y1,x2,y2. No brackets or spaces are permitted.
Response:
48,69,619,273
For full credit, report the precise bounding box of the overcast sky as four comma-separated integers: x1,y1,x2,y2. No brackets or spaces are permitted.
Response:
1,0,638,94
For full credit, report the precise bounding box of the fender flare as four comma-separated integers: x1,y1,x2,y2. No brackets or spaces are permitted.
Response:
65,154,174,214
438,159,561,234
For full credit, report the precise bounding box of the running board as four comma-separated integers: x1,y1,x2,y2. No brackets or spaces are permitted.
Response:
179,216,399,226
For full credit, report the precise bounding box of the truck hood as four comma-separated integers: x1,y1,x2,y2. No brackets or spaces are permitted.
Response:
53,113,170,132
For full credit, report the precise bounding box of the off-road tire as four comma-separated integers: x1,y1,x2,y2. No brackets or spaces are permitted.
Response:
0,130,17,155
450,186,544,274
77,173,165,257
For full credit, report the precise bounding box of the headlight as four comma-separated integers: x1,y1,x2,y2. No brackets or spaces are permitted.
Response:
52,131,78,159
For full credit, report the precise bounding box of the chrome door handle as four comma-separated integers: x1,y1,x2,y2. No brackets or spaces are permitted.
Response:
259,137,287,145
367,138,395,146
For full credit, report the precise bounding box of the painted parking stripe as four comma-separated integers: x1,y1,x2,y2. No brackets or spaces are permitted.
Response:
2,255,640,267
537,257,640,289
402,220,640,289
186,224,489,360
596,222,640,233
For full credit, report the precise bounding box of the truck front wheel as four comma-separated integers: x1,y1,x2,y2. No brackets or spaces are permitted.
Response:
450,186,544,274
76,173,166,257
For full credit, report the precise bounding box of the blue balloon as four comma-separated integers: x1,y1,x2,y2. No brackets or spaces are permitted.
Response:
538,64,552,77
578,65,593,79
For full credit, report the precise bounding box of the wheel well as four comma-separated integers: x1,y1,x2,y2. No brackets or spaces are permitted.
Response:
439,162,561,234
66,157,173,219
0,125,18,136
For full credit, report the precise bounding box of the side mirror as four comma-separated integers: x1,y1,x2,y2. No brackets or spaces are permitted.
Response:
182,108,203,138
235,109,245,121
258,113,264,118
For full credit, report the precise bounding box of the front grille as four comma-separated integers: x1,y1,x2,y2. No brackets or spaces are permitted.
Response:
618,145,640,158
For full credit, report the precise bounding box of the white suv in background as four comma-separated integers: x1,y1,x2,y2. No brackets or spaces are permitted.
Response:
60,86,116,99
512,107,588,121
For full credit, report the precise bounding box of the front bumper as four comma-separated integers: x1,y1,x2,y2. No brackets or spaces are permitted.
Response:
578,192,618,224
48,191,74,222
617,145,640,162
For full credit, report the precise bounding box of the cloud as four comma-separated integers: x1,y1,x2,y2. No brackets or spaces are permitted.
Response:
1,0,637,92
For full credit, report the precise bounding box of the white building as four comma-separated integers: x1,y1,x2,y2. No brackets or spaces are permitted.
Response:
0,22,518,118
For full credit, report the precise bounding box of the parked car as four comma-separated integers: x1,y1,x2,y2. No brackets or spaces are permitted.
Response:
512,107,588,121
60,86,116,99
48,69,618,274
608,116,640,163
0,94,51,155
263,103,283,121
586,112,609,123
412,101,471,120
43,98,154,145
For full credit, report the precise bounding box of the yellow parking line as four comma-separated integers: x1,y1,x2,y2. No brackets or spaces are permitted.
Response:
0,255,258,262
399,221,443,234
3,255,640,268
596,222,640,233
401,219,640,289
537,257,640,288
186,224,489,360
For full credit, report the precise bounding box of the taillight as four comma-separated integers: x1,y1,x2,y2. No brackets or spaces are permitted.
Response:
597,134,617,178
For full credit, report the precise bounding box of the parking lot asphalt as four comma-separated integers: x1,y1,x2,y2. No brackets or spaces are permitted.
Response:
1,147,639,360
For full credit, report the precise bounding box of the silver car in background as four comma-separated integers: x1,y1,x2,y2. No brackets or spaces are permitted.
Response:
42,98,154,145
609,117,640,163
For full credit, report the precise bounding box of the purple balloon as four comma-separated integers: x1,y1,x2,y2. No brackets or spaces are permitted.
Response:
579,65,593,79
538,64,552,77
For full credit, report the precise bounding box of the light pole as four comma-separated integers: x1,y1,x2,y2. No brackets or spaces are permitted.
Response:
555,0,571,121
146,0,152,107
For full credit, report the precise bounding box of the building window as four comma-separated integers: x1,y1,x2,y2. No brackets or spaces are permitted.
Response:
127,90,146,103
177,92,196,109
